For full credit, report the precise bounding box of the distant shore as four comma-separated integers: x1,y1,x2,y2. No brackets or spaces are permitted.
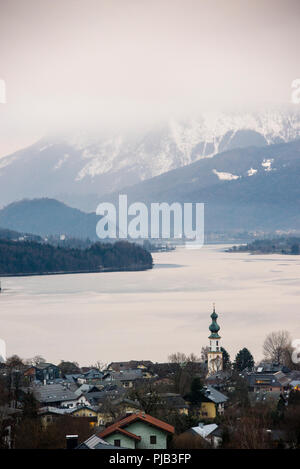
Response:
0,264,153,278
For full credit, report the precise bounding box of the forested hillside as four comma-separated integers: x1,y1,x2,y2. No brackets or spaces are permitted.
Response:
0,240,153,275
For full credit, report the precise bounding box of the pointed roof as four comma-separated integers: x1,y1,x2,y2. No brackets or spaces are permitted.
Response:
98,412,175,439
209,304,221,339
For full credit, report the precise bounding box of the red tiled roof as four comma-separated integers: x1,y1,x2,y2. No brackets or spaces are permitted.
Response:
98,412,175,439
113,428,141,441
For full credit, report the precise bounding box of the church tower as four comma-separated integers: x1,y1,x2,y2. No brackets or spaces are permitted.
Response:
207,304,223,374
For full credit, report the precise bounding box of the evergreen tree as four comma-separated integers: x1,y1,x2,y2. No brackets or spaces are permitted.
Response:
289,389,300,407
234,348,254,371
221,347,231,370
186,377,204,405
22,392,39,419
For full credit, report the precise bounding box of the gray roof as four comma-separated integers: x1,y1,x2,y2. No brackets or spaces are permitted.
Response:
109,371,143,381
290,380,300,387
190,423,218,438
35,362,58,370
33,384,80,404
38,405,98,416
38,406,74,416
159,393,189,408
246,371,291,388
203,386,228,404
111,397,141,408
75,384,94,396
65,374,84,382
77,434,122,450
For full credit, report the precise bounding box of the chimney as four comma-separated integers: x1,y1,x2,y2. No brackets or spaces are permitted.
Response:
66,435,79,450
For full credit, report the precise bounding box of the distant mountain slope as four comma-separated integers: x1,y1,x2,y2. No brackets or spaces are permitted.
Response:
0,227,42,242
2,139,300,237
0,108,299,211
0,198,100,239
104,139,300,231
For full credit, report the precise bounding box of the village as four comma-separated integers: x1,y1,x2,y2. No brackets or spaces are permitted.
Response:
0,306,299,450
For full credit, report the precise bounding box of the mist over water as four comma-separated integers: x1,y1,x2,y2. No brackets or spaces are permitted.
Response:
1,245,300,365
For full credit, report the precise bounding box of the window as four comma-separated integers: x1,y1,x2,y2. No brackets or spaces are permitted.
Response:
150,435,157,444
114,439,121,447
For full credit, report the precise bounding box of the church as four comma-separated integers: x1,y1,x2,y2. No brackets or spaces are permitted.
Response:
207,304,223,375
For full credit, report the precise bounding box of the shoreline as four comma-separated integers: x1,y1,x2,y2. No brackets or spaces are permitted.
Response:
0,264,153,279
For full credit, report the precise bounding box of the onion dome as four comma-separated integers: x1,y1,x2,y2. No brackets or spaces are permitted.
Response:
209,304,221,339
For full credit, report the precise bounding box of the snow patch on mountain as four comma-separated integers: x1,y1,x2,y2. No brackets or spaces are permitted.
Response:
262,158,274,172
213,169,240,181
54,153,70,170
247,168,258,176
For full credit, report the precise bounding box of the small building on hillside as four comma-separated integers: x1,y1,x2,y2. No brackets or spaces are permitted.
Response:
108,361,153,373
198,386,228,419
39,404,99,428
184,423,222,448
158,393,189,415
76,434,122,450
32,384,91,409
97,398,142,426
98,412,175,449
245,371,291,393
24,363,60,383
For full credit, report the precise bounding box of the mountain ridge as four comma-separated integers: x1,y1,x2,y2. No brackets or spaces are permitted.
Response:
0,108,299,211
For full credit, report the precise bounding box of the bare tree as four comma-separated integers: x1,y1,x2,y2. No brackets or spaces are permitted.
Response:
168,352,188,365
25,356,46,366
89,361,108,371
168,352,202,395
201,346,209,362
263,330,292,364
98,397,126,423
129,382,162,415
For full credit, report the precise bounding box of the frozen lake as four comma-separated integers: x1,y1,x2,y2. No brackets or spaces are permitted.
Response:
1,244,300,365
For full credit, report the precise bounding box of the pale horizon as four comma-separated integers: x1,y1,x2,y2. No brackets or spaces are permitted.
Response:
0,0,300,156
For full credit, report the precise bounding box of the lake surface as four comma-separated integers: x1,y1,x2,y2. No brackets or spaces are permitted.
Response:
1,245,300,365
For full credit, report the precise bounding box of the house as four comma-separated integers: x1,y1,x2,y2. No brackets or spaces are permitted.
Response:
76,434,123,449
97,398,142,425
84,385,126,407
205,370,231,390
32,383,91,408
108,361,153,372
102,370,143,388
38,406,74,427
255,362,291,374
24,363,60,383
74,384,102,397
68,405,99,427
98,412,175,449
198,386,228,419
64,369,103,386
245,371,291,393
158,393,189,415
185,423,222,448
290,380,300,391
38,404,99,428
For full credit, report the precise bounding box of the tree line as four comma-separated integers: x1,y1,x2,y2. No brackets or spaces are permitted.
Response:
0,239,153,275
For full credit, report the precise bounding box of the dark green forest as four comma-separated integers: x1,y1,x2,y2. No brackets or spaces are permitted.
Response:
229,237,300,255
0,240,153,275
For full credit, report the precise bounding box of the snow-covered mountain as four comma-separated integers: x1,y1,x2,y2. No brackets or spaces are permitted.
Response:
0,107,299,211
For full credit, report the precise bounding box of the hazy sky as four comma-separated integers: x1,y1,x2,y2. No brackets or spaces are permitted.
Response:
0,0,299,156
